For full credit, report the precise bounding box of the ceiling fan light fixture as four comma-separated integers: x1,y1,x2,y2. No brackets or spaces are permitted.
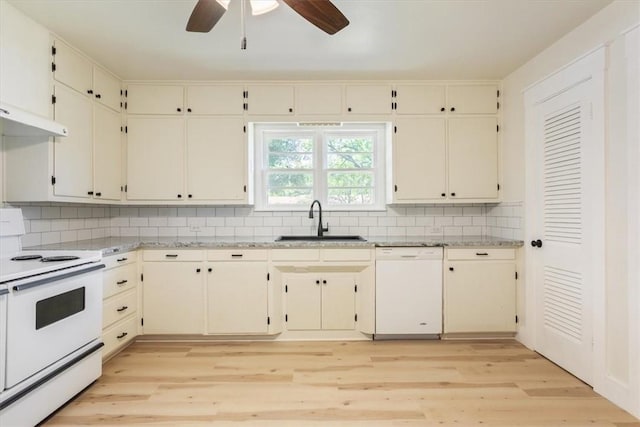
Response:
215,0,279,16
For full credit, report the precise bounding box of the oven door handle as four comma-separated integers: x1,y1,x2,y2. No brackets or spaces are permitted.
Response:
0,288,8,296
12,263,105,292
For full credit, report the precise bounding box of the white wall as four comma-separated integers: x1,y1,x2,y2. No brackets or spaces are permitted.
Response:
501,0,640,418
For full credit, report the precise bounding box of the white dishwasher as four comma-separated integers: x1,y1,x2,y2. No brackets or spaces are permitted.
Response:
375,247,443,336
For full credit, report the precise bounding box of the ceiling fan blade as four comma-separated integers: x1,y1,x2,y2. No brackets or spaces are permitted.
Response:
282,0,349,35
186,0,227,33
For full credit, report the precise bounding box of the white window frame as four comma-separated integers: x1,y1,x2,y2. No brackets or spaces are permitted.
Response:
253,122,388,211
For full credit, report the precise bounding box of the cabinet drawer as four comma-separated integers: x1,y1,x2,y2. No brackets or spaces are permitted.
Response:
143,250,204,262
208,249,268,261
322,249,371,262
271,249,320,262
103,290,137,329
103,263,137,299
103,316,137,358
103,252,136,270
446,248,515,261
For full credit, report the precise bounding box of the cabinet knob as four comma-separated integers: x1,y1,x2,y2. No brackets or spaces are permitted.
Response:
316,280,320,284
87,191,94,195
449,267,454,271
87,89,93,95
288,108,293,113
450,107,456,112
531,239,543,248
450,192,456,197
196,268,201,273
322,280,327,284
188,194,193,198
95,192,102,197
440,107,445,112
177,194,182,198
208,268,212,273
347,107,352,112
187,108,192,112
95,94,101,99
441,193,446,197
177,108,182,112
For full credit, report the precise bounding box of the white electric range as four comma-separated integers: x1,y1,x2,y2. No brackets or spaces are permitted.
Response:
0,208,105,426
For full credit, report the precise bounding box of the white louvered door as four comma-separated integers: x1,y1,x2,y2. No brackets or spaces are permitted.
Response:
531,73,604,385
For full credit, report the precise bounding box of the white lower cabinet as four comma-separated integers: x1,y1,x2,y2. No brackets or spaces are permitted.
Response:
443,248,517,334
206,249,270,334
101,252,138,359
142,250,205,334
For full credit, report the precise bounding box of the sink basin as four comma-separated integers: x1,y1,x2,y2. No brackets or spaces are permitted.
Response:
276,235,366,242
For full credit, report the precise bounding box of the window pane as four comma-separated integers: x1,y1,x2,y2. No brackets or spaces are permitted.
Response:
327,172,373,188
267,137,313,153
327,153,373,169
267,173,313,188
326,137,373,153
269,153,313,169
268,189,314,205
327,188,373,205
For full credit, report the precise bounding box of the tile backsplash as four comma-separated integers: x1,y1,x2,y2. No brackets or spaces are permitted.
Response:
6,202,524,247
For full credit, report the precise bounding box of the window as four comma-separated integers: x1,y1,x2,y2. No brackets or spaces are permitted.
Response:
253,123,387,210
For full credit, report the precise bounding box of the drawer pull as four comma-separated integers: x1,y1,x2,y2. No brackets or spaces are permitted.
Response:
116,280,128,285
116,257,128,262
165,254,178,258
231,254,243,258
116,306,128,312
475,252,489,256
116,332,128,339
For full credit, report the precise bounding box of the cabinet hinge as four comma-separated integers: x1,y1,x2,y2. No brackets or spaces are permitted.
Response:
243,103,248,111
124,102,127,110
285,285,288,293
140,273,144,282
120,89,123,96
355,313,358,322
393,125,397,134
51,62,56,72
120,126,123,132
51,95,56,105
497,183,500,191
515,315,518,324
243,90,248,98
497,101,500,110
267,316,270,325
243,185,247,193
51,45,56,55
120,186,124,192
515,271,518,280
141,318,144,326
497,124,500,132
125,90,128,97
124,184,128,192
394,184,398,193
243,125,246,133
267,273,270,281
285,314,288,322
51,176,56,185
354,284,357,293
497,89,500,97
120,102,123,108
125,126,128,134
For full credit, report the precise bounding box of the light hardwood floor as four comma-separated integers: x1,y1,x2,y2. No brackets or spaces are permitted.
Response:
44,340,639,426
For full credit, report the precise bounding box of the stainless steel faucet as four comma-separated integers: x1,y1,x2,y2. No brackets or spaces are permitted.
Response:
308,200,329,237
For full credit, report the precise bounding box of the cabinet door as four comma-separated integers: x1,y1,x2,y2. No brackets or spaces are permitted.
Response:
345,84,392,114
395,84,446,115
321,274,356,330
295,84,343,115
142,262,204,334
93,66,121,112
444,261,516,333
186,85,244,115
393,118,446,202
53,84,93,198
246,85,294,115
127,84,184,115
448,117,498,199
207,262,268,334
285,274,321,330
186,117,246,202
447,84,499,114
127,117,184,201
53,39,92,96
93,104,121,201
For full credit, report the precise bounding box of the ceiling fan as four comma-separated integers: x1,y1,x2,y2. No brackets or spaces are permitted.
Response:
186,0,349,49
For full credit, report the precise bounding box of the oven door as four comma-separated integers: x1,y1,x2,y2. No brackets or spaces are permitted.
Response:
5,263,104,389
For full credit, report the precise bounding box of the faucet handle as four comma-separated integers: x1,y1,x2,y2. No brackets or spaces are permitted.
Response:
322,222,329,233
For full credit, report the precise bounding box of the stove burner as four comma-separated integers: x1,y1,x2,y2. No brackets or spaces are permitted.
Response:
40,256,81,262
11,254,43,261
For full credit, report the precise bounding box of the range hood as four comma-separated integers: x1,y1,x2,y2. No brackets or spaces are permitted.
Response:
0,103,68,138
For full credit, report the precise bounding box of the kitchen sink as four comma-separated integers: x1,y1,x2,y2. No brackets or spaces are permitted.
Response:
275,235,366,242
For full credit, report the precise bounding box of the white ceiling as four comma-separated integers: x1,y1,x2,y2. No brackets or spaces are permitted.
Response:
9,0,612,81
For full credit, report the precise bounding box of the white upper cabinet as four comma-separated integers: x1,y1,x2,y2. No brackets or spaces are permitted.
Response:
246,84,294,115
93,66,121,112
392,118,447,202
93,104,122,201
395,84,446,115
126,117,185,201
126,84,184,115
448,117,499,199
0,1,50,117
186,85,244,115
52,83,93,199
186,117,247,202
447,84,499,114
294,84,343,115
52,39,92,97
345,84,392,115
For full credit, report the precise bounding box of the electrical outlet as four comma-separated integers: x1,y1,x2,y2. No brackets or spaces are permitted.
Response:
189,225,201,233
430,226,443,234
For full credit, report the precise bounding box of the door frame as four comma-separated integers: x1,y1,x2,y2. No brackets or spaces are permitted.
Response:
523,47,606,385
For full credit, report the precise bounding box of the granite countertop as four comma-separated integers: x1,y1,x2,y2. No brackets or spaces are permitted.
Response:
27,235,523,256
